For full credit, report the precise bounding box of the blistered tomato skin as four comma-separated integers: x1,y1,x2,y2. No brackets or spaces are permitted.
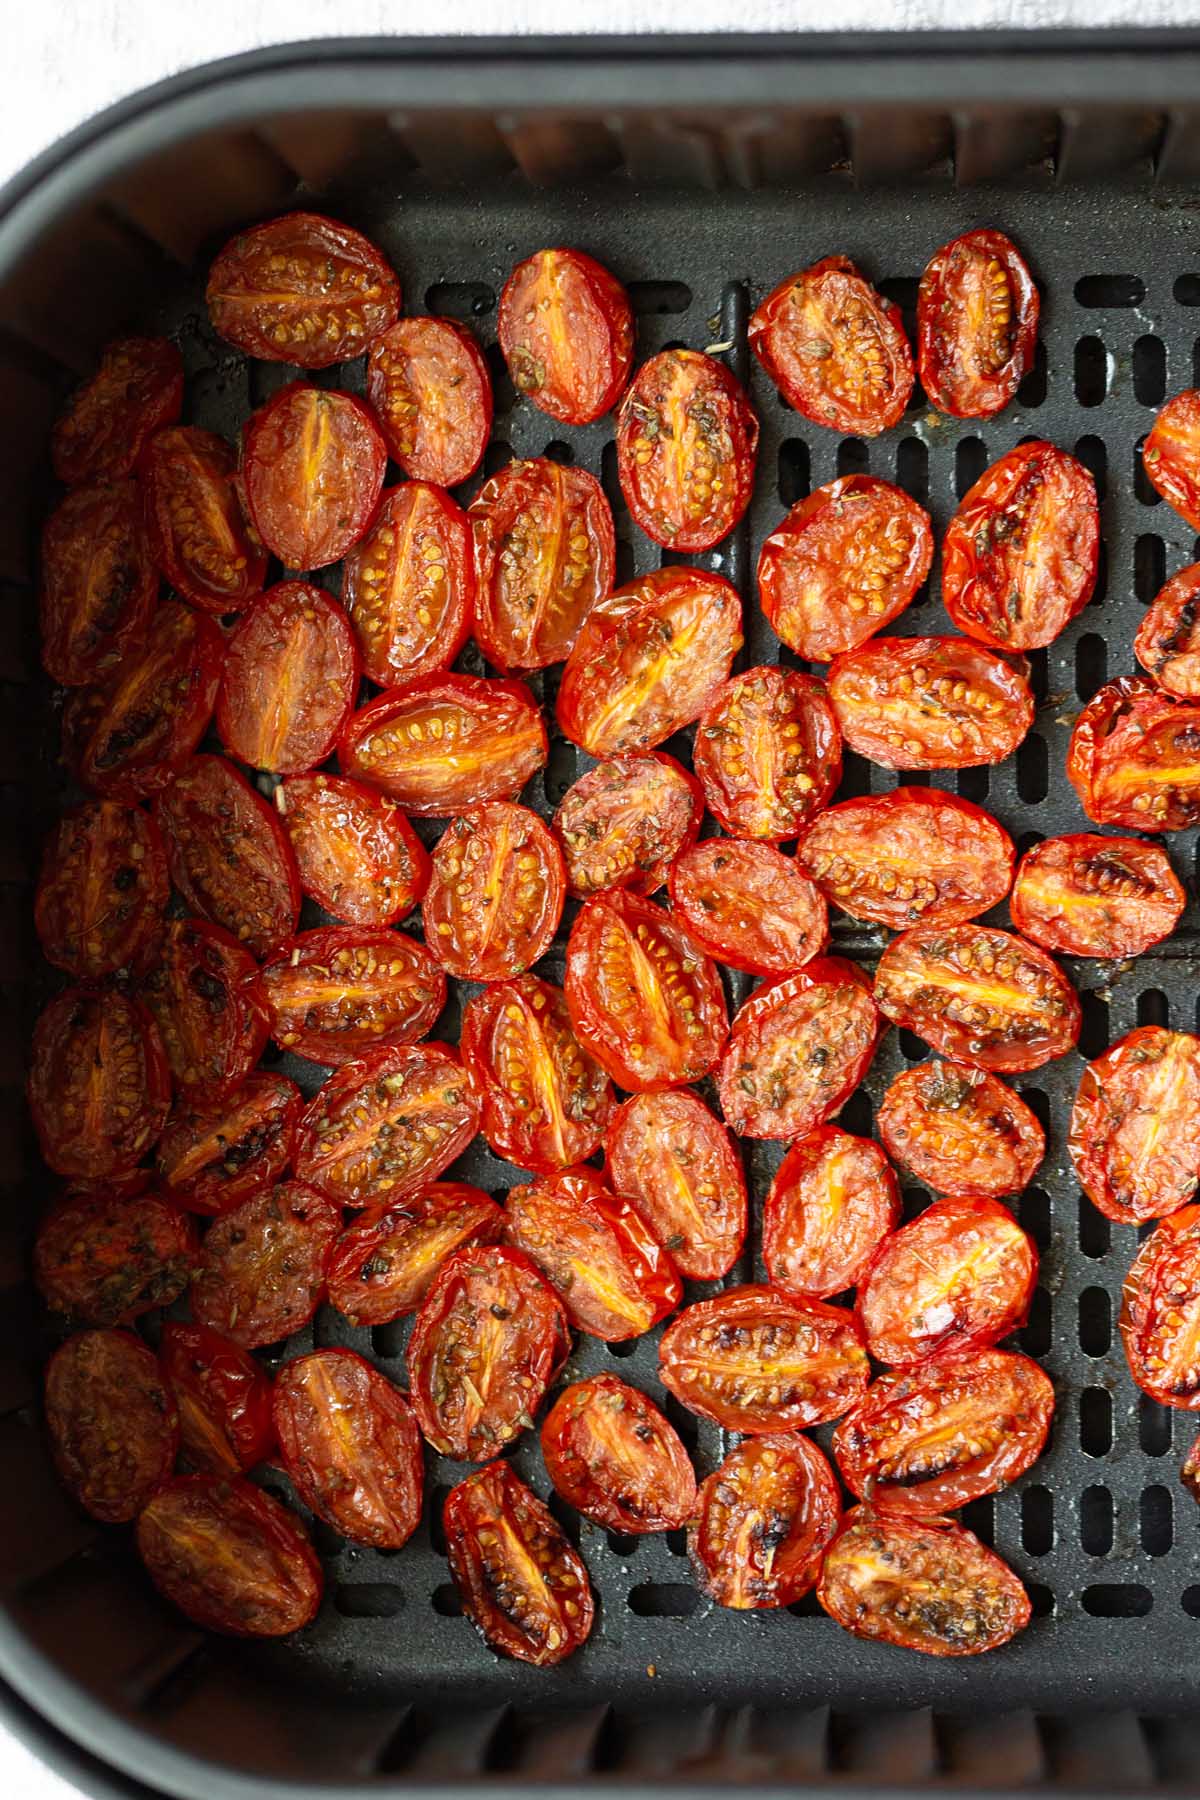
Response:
828,635,1035,770
156,1071,302,1216
134,918,270,1102
749,256,914,436
160,1320,275,1476
28,988,170,1181
1135,563,1200,697
52,336,183,486
277,773,428,928
141,427,267,614
155,756,301,958
757,476,933,662
554,753,702,900
605,1089,747,1281
499,247,634,425
45,1330,179,1524
1011,833,1185,959
34,1187,195,1327
367,316,492,486
668,839,828,976
422,803,565,983
616,349,758,551
1143,390,1200,529
1070,1027,1200,1224
326,1184,504,1325
691,1434,841,1610
917,229,1040,419
191,1180,342,1349
762,1127,901,1300
342,483,473,687
35,802,168,980
1121,1204,1200,1408
216,583,360,775
261,926,446,1065
1067,676,1200,831
242,383,387,570
541,1374,696,1532
40,481,158,687
693,666,842,841
876,1061,1044,1199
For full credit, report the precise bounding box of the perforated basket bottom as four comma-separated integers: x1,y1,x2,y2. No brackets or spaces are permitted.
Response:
50,173,1200,1717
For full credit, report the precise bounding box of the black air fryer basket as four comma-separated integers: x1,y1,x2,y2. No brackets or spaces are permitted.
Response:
6,32,1200,1800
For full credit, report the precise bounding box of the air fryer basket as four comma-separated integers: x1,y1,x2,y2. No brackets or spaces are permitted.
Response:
7,32,1200,1800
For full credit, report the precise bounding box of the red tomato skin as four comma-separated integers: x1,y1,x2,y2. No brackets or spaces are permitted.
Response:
216,582,360,774
690,1433,841,1610
1121,1204,1200,1408
278,773,429,927
553,752,703,900
367,316,492,485
28,987,170,1181
1011,833,1184,959
917,228,1040,419
1067,676,1200,832
498,247,634,425
668,839,827,976
876,1061,1044,1200
1143,390,1200,529
616,349,758,551
261,926,446,1065
422,803,566,983
191,1180,342,1349
828,634,1034,771
604,1089,747,1280
693,666,842,842
540,1374,696,1532
155,1071,302,1216
1070,1027,1200,1224
1135,563,1200,698
241,383,387,570
45,1329,179,1524
749,256,914,436
52,335,184,487
326,1183,504,1325
160,1320,275,1476
341,482,473,687
40,480,158,687
33,1187,196,1327
717,958,881,1140
762,1127,901,1299
155,756,301,960
141,426,268,614
35,802,169,981
133,917,271,1103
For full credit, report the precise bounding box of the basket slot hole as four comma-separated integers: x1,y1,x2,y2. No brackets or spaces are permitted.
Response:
1021,1085,1050,1134
543,440,574,466
546,1489,582,1547
606,1530,640,1557
839,749,873,799
1016,731,1048,804
1021,1484,1053,1556
1074,633,1107,702
1080,1484,1114,1554
426,280,496,319
1080,1389,1113,1459
1027,1583,1055,1618
1133,335,1167,408
1016,338,1048,409
1082,1583,1152,1618
833,1089,871,1141
1183,1588,1200,1617
1140,1484,1173,1557
1078,1285,1112,1356
1025,645,1049,703
956,765,989,803
955,437,987,499
959,1496,994,1546
1175,275,1200,305
1139,1393,1173,1457
900,1185,932,1223
483,440,514,478
431,1582,462,1616
1134,533,1166,603
837,438,869,479
483,341,516,413
1074,337,1108,407
777,438,810,509
1018,1187,1051,1251
878,275,919,323
895,437,928,506
1135,436,1161,505
1079,1199,1110,1259
311,1520,346,1558
335,1583,405,1619
1079,991,1110,1060
543,734,579,807
898,1029,927,1063
627,280,693,315
627,1582,701,1618
370,1321,406,1361
605,1337,638,1359
1075,274,1146,307
661,1391,700,1455
665,1528,689,1558
1021,1286,1051,1356
1193,339,1200,391
1074,434,1107,497
1137,987,1169,1028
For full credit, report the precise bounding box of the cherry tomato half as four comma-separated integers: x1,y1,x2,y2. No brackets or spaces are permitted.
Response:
241,383,386,570
339,673,547,816
1143,390,1200,528
216,583,359,773
277,772,429,927
155,1071,301,1217
757,476,933,662
134,918,269,1101
367,316,491,486
1012,833,1184,959
763,1127,901,1300
423,803,565,982
274,1348,423,1550
1121,1204,1200,1408
142,426,267,614
261,926,445,1065
326,1183,503,1325
28,988,169,1180
690,1434,841,1610
35,802,168,980
616,349,758,550
876,1061,1044,1199
694,666,842,841
552,752,702,899
192,1180,341,1349
828,635,1034,770
1136,562,1200,698
717,958,881,1140
155,756,301,958
499,247,634,425
33,1186,195,1327
1070,1027,1200,1224
160,1320,275,1476
917,228,1040,419
1184,1433,1200,1501
341,482,473,687
1067,676,1200,831
749,256,913,436
604,1088,747,1280
668,839,827,976
40,480,157,687
52,335,183,486
541,1374,696,1532
45,1330,178,1523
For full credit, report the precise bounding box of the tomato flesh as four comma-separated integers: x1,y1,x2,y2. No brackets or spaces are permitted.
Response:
134,917,269,1101
1067,675,1200,831
828,635,1034,769
749,255,913,436
499,247,633,425
341,482,473,686
216,582,359,773
604,1088,747,1280
367,316,491,485
192,1180,341,1349
28,987,169,1180
422,802,565,982
142,426,267,613
160,1320,275,1476
326,1183,503,1325
541,1374,696,1532
694,666,842,841
277,772,429,927
553,752,702,899
917,228,1040,419
45,1330,178,1523
763,1126,901,1299
52,335,183,486
40,480,157,686
1070,1026,1200,1224
35,801,168,980
616,349,758,550
156,1071,301,1216
154,755,301,958
1143,389,1200,528
34,1185,195,1327
1121,1204,1200,1408
1136,561,1200,698
876,1061,1044,1199
339,673,547,816
668,839,826,976
261,925,445,1064
690,1434,841,1610
242,382,386,570
1011,832,1184,958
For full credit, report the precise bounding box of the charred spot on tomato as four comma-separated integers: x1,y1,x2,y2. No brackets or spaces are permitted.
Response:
35,802,168,980
156,1071,301,1216
1011,832,1184,959
1135,564,1200,697
134,917,269,1101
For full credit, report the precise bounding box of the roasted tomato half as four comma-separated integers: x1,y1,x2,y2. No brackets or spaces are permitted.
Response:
261,926,445,1065
615,349,758,551
1011,833,1185,959
423,802,565,982
1122,1204,1200,1408
241,383,386,570
206,210,400,367
763,1127,901,1300
817,1507,1030,1657
917,228,1040,419
191,1180,341,1349
277,772,429,927
366,316,492,486
857,1195,1037,1367
35,801,168,980
341,482,473,687
1143,390,1200,528
137,1475,322,1638
40,480,157,686
1135,563,1200,698
407,1243,570,1458
749,256,914,436
505,1167,682,1342
154,756,301,958
1067,676,1200,831
556,566,742,756
34,1186,195,1327
1184,1433,1200,1501
669,839,827,976
828,635,1034,770
874,924,1080,1074
798,789,1013,932
326,1183,503,1325
1070,1027,1200,1224
274,1349,423,1550
294,1042,481,1207
160,1320,275,1476
156,1071,301,1216
757,476,933,662
942,441,1098,651
659,1285,869,1432
833,1348,1055,1515
876,1061,1044,1199
52,335,183,486
541,1374,696,1532
46,1330,178,1523
141,426,267,614
216,582,359,773
717,958,881,1141
134,918,269,1101
339,673,547,816
444,1461,594,1666
690,1434,841,1610
565,890,728,1091
28,988,169,1180
694,666,842,841
553,752,702,899
461,976,614,1174
604,1088,747,1281
498,247,634,425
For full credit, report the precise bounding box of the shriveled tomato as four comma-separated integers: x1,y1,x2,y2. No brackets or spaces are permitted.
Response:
444,1461,593,1666
1070,1027,1200,1224
565,890,728,1091
207,210,400,368
828,635,1034,770
339,673,547,816
35,801,168,980
917,229,1040,419
857,1195,1037,1366
717,958,880,1140
367,316,491,485
160,1320,275,1476
694,666,841,841
341,482,473,686
763,1127,901,1300
34,1185,195,1326
1012,833,1184,959
142,426,267,613
408,1244,569,1458
499,247,633,425
690,1434,841,1610
878,922,1080,1074
277,773,429,927
461,976,614,1173
616,349,757,550
45,1330,178,1523
757,476,933,662
294,1042,480,1206
274,1349,423,1550
423,803,564,982
154,756,301,958
241,383,386,570
52,335,183,486
833,1349,1054,1515
1135,563,1200,697
326,1183,503,1325
659,1285,869,1432
1184,1433,1200,1500
541,1374,695,1532
63,599,224,800
668,838,827,976
28,988,169,1180
192,1180,341,1349
1122,1204,1200,1408
261,926,445,1064
1143,390,1200,528
1067,676,1200,831
40,480,157,686
749,256,913,436
553,752,702,899
798,789,1013,932
604,1089,747,1280
817,1507,1030,1656
876,1061,1044,1199
137,1475,321,1638
156,1071,301,1217
134,918,269,1101
216,583,359,773
470,459,615,674
505,1168,681,1342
